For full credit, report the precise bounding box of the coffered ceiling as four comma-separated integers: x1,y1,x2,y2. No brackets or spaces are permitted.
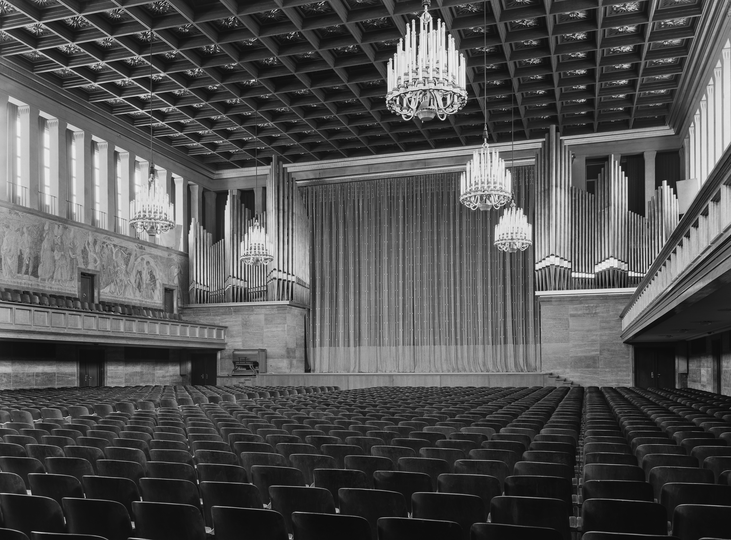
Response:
0,0,716,171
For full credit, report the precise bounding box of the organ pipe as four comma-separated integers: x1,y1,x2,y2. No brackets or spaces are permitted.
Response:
187,160,311,305
535,127,680,291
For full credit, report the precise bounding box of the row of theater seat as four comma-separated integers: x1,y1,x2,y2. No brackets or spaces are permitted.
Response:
0,384,728,540
0,288,179,320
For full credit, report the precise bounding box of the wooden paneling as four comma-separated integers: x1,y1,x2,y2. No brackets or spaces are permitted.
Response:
257,372,546,389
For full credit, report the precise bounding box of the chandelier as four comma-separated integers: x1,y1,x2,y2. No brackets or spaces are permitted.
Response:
386,0,467,121
240,217,273,266
459,1,511,211
130,165,175,237
495,200,532,253
459,130,512,210
240,110,273,267
129,29,175,238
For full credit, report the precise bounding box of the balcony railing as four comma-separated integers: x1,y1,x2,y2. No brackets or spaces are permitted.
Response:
67,200,84,223
8,183,28,207
38,191,57,215
92,209,107,229
114,215,129,236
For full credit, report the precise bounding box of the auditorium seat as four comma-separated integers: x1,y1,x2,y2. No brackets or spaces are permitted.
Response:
341,455,389,485
211,506,288,540
377,517,461,540
491,496,571,540
0,471,28,494
250,465,305,505
504,475,573,514
132,501,206,540
199,481,262,527
372,470,432,513
270,485,335,535
27,472,82,506
0,494,65,537
0,457,45,486
581,499,667,536
648,466,715,500
96,459,144,487
313,469,368,506
411,492,486,540
436,473,501,515
62,498,133,540
470,523,564,540
672,504,731,540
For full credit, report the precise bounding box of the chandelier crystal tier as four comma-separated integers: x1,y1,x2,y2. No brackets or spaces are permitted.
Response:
459,0,512,211
129,165,175,237
494,200,532,253
459,129,513,210
386,0,467,121
240,106,274,267
129,29,175,239
240,217,274,266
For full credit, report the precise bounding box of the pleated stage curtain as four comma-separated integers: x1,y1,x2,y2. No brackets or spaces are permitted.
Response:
303,167,536,374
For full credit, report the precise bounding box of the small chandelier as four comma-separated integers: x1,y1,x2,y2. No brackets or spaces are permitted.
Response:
495,200,532,253
240,217,273,266
460,128,512,210
239,110,273,267
129,29,174,238
130,165,175,237
386,0,467,121
459,0,511,211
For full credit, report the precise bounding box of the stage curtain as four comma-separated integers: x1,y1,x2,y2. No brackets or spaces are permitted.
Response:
303,167,536,373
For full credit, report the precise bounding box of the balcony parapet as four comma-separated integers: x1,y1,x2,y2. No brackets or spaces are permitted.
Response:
0,300,226,349
621,145,731,338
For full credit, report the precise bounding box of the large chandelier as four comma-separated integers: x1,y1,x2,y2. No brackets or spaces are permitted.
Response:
240,112,273,267
495,201,532,253
129,29,174,238
386,0,467,121
240,217,273,266
130,165,175,237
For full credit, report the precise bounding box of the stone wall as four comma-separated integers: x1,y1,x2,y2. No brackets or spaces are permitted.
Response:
538,290,634,387
686,331,731,395
182,302,307,380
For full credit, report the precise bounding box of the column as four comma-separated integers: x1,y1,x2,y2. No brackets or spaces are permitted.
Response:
254,186,264,215
707,82,716,168
48,118,68,218
0,92,8,202
174,176,188,252
117,151,133,235
19,104,40,209
571,154,586,191
203,190,217,234
82,131,93,225
644,150,656,208
681,135,689,181
97,141,114,231
723,46,731,150
714,63,723,163
189,182,201,224
699,98,708,183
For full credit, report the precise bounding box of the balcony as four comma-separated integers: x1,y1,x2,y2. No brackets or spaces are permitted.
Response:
38,191,57,215
67,200,84,223
8,183,28,207
621,145,731,342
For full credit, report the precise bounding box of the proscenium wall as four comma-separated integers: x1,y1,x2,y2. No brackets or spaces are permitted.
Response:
182,302,307,381
538,290,634,386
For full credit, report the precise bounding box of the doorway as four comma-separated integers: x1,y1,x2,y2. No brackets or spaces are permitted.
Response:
80,273,95,304
634,346,675,388
79,348,104,387
712,339,722,394
191,352,217,385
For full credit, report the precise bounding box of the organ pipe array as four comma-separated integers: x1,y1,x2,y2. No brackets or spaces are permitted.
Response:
188,156,310,305
535,126,679,291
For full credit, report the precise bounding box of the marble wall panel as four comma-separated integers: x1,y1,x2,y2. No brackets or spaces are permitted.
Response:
539,292,633,387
